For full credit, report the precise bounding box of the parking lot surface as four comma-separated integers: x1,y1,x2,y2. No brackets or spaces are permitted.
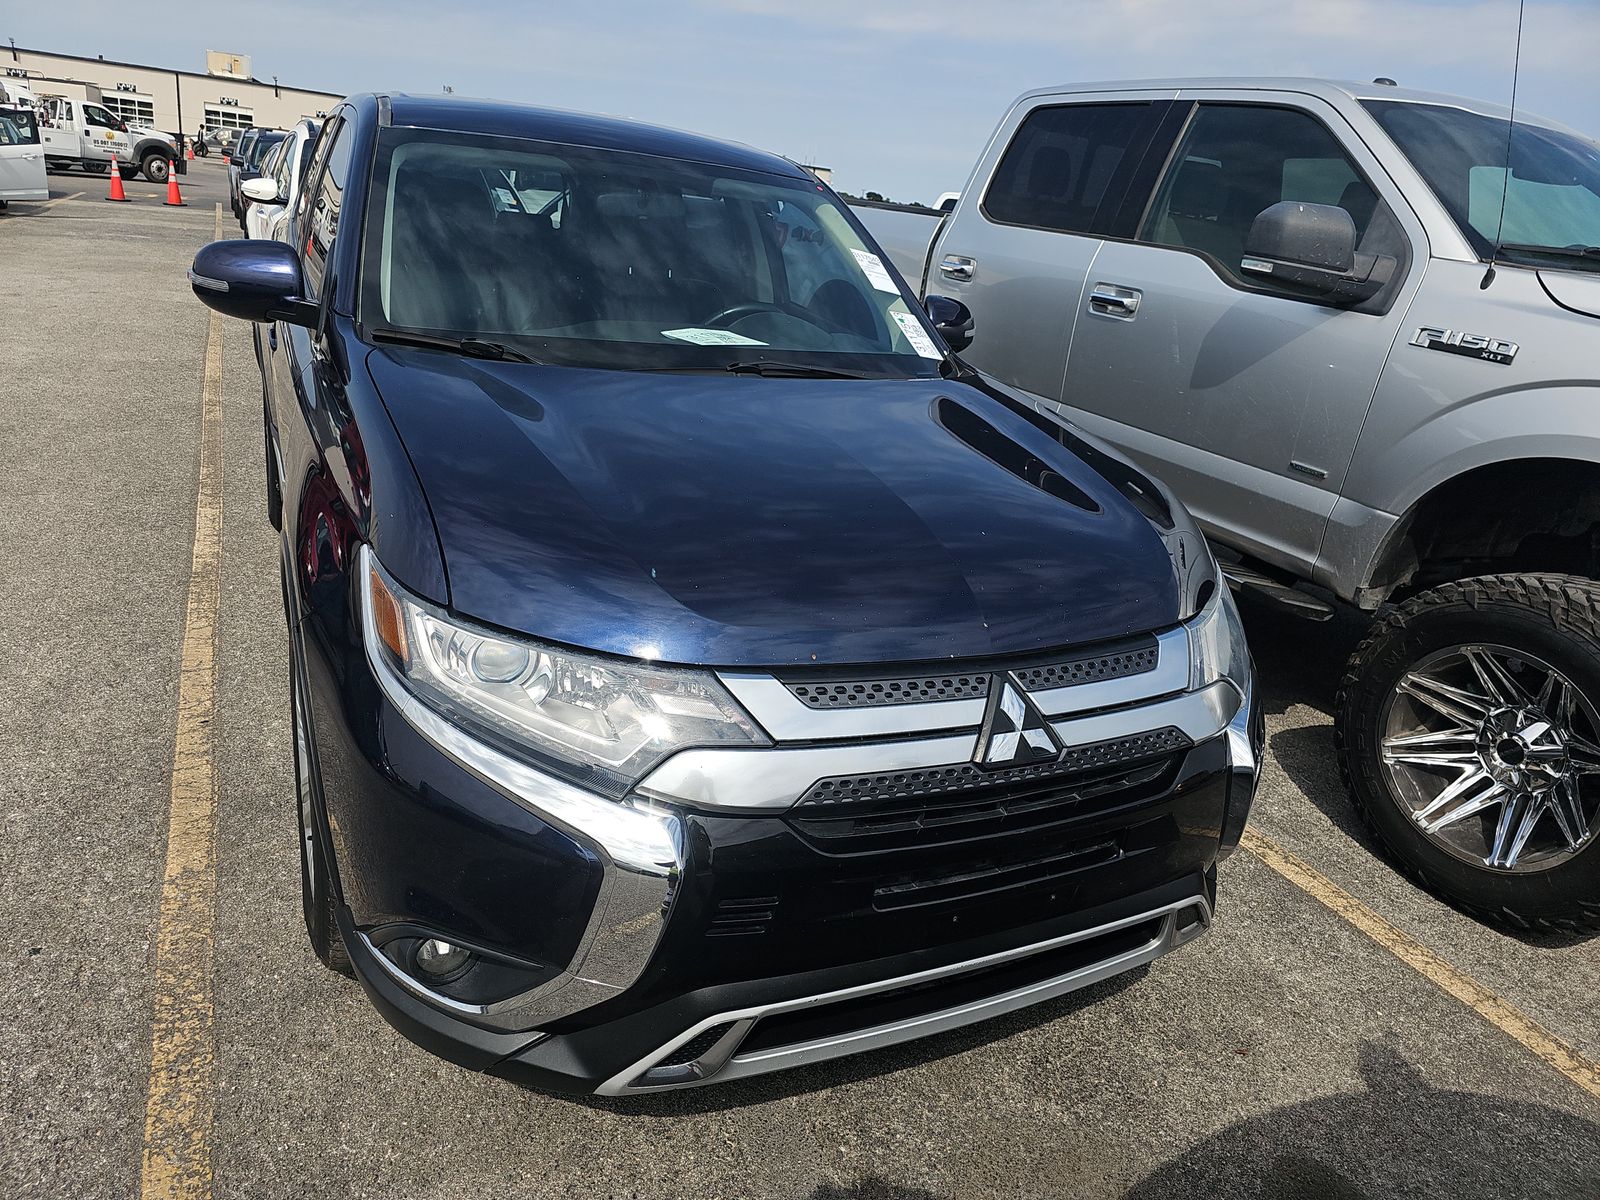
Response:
4,164,1600,1200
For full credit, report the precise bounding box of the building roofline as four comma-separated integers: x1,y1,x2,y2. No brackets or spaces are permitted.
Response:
9,45,342,101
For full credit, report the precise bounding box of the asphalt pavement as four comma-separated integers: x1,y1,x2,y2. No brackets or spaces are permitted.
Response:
3,160,1599,1199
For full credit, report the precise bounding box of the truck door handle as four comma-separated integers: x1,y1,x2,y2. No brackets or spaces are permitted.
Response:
1089,283,1141,319
939,254,976,282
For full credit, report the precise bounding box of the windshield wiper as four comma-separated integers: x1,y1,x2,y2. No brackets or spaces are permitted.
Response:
1498,243,1600,264
368,327,542,364
630,359,880,379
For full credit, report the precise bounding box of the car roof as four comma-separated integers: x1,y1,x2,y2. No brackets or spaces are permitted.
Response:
1014,77,1541,123
373,93,808,179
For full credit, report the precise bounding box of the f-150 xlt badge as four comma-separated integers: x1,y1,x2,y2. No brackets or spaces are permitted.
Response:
1410,327,1519,365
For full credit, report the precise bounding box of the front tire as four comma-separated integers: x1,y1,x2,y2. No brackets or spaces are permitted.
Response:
1336,575,1600,931
141,154,169,184
290,652,352,975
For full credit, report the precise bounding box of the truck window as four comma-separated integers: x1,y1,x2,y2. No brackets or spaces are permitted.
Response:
303,120,353,299
1142,105,1381,281
83,103,120,129
982,103,1154,235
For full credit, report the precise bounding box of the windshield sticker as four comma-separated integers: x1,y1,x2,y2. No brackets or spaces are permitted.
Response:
891,311,942,359
850,248,900,294
662,328,768,347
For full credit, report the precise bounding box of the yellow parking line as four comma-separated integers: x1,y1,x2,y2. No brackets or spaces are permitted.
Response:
139,203,225,1200
1241,827,1600,1102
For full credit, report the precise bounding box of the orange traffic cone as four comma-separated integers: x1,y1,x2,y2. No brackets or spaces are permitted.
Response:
105,154,129,202
163,162,187,207
186,142,194,161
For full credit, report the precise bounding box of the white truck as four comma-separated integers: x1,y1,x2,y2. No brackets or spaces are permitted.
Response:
0,78,177,183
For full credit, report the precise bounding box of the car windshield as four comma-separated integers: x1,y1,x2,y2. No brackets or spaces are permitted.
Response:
359,127,946,376
1364,99,1600,268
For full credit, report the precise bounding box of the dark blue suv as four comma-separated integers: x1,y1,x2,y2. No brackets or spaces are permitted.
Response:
188,93,1261,1096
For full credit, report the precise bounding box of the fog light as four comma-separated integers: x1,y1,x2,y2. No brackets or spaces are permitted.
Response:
415,938,472,980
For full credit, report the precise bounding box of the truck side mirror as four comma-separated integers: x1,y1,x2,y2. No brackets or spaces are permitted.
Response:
1240,201,1386,304
923,294,974,353
188,240,318,327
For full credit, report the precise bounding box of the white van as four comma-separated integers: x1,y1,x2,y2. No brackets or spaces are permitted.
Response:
0,103,48,203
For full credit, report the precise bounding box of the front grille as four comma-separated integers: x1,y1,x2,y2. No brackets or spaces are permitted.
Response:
1011,644,1158,692
787,674,991,709
778,634,1160,710
798,727,1193,808
788,731,1190,854
706,896,779,937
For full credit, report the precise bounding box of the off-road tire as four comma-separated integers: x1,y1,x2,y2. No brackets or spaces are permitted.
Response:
1336,574,1600,932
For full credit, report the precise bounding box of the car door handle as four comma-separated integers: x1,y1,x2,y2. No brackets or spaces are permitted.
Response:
1089,283,1141,319
939,254,976,282
269,327,278,351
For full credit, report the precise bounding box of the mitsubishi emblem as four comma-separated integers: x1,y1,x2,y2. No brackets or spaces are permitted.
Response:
975,675,1062,768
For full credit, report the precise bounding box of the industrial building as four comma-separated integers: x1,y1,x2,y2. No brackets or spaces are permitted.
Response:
3,45,341,137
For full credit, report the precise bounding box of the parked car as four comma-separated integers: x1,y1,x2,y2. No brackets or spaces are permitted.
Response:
0,103,49,204
242,118,321,243
228,128,285,226
187,92,1261,1095
853,77,1600,929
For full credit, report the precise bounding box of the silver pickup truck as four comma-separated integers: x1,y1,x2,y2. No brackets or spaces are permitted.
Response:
854,77,1600,930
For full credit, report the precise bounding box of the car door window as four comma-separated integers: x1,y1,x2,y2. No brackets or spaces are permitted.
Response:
982,103,1158,235
1142,104,1385,283
274,136,294,199
83,103,119,130
302,119,352,299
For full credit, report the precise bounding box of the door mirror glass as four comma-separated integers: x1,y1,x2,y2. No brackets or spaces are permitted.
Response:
1241,201,1384,303
924,294,974,352
241,176,281,204
188,240,317,326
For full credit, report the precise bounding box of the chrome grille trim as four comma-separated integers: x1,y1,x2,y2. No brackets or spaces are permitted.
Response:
635,682,1239,812
719,627,1189,744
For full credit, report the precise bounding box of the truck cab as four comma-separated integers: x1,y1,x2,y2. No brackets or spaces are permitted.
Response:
856,78,1600,930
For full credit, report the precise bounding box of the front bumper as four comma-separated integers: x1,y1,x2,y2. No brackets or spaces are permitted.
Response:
307,580,1261,1094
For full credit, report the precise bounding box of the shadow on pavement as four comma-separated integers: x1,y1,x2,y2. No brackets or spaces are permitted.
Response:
573,966,1149,1116
1124,1041,1600,1200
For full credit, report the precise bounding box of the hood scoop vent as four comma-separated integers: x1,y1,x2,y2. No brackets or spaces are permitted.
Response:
935,396,1100,513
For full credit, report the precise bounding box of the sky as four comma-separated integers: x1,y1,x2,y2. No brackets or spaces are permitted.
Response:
9,0,1599,203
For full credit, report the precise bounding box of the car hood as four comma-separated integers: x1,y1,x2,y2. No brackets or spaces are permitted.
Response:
367,350,1183,667
1540,269,1600,320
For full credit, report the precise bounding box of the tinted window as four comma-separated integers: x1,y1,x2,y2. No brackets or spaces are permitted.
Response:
0,108,39,145
1364,99,1600,263
1143,105,1381,280
302,121,352,298
983,103,1153,234
360,128,944,376
248,133,286,169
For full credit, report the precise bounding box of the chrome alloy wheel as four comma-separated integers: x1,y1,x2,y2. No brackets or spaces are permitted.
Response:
1380,644,1600,871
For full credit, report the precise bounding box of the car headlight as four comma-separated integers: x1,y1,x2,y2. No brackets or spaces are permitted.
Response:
1186,582,1250,695
362,548,769,800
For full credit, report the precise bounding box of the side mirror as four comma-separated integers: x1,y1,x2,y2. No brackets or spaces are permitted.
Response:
188,240,318,326
241,176,281,204
1241,201,1386,304
923,294,974,353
